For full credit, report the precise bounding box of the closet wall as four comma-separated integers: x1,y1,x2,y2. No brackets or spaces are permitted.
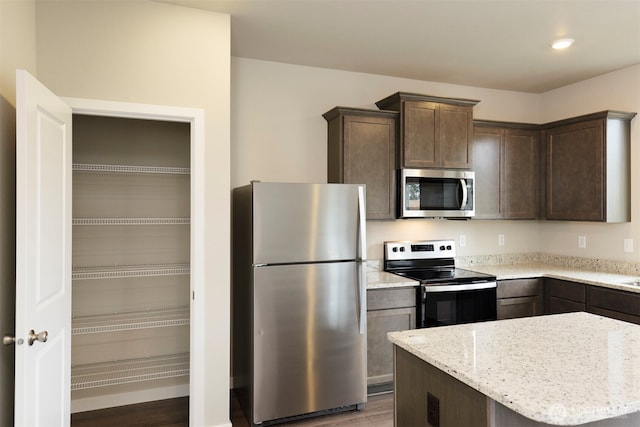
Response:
70,115,191,412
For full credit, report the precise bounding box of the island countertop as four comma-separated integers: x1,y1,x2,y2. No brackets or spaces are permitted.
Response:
388,312,640,426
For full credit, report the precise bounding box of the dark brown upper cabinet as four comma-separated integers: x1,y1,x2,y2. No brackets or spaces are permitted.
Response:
545,111,636,222
323,107,398,220
472,121,540,220
375,92,479,169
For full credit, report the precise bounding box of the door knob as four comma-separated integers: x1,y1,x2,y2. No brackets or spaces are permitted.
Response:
27,330,48,346
3,335,19,346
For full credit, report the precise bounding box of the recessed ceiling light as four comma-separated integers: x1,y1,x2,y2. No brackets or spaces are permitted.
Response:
552,38,575,50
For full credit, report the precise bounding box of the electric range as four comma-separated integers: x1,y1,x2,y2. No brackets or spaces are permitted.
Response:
383,239,497,328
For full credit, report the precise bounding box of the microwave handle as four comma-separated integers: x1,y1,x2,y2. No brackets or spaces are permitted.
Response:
459,179,468,209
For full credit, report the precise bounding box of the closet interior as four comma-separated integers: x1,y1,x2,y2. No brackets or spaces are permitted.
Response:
70,115,191,413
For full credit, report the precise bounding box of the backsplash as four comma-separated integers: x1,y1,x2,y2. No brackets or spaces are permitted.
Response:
456,253,640,276
370,253,640,276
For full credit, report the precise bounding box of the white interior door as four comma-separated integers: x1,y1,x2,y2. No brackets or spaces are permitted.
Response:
15,69,72,426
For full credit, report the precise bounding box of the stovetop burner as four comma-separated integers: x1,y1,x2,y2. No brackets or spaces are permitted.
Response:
393,267,495,284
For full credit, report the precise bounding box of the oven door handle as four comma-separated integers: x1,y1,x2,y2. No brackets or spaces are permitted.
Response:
423,281,496,293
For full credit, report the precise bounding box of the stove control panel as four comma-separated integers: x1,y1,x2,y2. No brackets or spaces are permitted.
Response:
384,240,456,261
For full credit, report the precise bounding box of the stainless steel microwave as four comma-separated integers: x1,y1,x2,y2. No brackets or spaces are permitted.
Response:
399,169,475,218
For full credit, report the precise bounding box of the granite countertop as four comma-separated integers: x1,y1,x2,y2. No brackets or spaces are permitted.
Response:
388,312,640,425
367,262,640,294
469,263,640,294
366,270,418,289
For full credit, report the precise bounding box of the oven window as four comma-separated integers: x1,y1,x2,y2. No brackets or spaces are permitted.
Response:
436,300,456,325
422,287,497,328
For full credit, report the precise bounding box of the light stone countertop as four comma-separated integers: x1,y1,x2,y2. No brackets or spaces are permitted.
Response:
366,270,418,290
388,312,640,425
367,262,640,294
468,263,640,294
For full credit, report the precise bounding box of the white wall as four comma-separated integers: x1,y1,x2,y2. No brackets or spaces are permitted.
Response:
36,1,230,426
231,57,544,261
0,1,37,425
539,65,640,262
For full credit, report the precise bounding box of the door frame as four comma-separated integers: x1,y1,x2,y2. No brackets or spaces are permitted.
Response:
62,97,205,425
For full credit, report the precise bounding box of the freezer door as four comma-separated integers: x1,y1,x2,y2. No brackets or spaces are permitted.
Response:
253,182,365,264
253,262,367,423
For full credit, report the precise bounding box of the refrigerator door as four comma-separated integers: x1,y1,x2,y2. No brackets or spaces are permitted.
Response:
253,182,365,264
253,261,367,423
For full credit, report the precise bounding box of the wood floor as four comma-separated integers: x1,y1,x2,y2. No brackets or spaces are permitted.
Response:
71,397,189,427
232,393,393,427
70,393,393,427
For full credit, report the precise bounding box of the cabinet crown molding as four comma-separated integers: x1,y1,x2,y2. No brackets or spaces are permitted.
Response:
375,92,480,109
322,106,398,121
543,110,637,129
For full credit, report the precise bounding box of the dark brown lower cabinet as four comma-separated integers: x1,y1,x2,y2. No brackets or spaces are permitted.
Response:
496,279,543,320
366,287,416,393
545,278,586,314
543,278,640,324
588,286,640,325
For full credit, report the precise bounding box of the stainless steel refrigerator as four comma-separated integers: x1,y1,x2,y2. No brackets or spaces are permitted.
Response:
232,182,367,425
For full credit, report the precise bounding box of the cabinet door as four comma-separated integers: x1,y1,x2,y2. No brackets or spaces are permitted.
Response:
546,279,586,314
497,279,543,319
588,286,640,324
325,108,397,220
472,127,502,219
367,307,416,387
503,130,539,219
402,100,438,168
546,119,605,221
343,115,396,219
439,103,473,169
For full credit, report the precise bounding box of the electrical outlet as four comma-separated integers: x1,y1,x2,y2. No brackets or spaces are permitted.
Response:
427,392,440,427
624,239,634,253
459,234,466,247
578,235,586,249
498,234,505,246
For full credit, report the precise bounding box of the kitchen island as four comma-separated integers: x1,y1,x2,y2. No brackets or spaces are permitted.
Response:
388,312,640,426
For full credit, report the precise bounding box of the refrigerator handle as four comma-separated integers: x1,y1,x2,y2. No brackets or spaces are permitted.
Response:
357,185,367,335
357,185,366,260
358,261,366,335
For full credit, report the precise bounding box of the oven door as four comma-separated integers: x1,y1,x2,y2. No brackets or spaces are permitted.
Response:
418,282,497,328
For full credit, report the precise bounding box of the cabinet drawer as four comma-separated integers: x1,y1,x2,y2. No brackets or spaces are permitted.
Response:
497,295,543,320
367,288,417,311
589,286,640,317
497,279,542,299
547,279,585,303
549,296,585,314
588,306,640,325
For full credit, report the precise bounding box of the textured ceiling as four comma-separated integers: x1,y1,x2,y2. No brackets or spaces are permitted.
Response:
160,0,640,93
